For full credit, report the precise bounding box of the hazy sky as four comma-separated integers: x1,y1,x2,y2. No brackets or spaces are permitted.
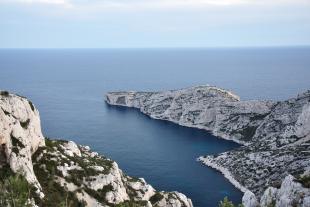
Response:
1,0,310,48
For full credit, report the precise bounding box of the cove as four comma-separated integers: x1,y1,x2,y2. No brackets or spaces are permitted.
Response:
101,104,243,206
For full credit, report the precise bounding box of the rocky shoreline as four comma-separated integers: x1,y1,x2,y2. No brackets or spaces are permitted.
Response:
106,85,310,207
0,91,193,207
196,156,248,193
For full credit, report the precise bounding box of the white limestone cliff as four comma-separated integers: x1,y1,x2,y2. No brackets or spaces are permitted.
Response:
0,91,45,195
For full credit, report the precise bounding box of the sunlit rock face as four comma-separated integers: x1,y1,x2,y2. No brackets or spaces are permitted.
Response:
106,85,310,206
0,91,45,194
0,90,193,207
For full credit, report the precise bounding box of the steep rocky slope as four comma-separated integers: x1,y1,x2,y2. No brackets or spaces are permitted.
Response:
106,85,310,207
0,91,193,207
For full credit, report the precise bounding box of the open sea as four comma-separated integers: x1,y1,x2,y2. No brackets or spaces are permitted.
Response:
1,47,310,207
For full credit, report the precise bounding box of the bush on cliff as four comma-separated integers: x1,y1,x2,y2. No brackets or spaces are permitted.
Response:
219,197,244,207
0,167,33,207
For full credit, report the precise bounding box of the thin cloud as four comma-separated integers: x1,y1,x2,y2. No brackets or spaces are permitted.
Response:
0,0,73,7
2,0,309,10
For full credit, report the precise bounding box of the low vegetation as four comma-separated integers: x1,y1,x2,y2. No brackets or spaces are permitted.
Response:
28,100,35,111
218,197,244,207
296,174,310,188
0,165,35,207
32,139,86,206
20,119,30,129
0,91,9,97
149,192,164,204
115,200,148,207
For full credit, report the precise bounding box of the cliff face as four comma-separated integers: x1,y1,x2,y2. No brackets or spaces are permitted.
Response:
0,91,193,207
199,90,310,195
106,86,274,144
106,85,310,207
0,91,45,196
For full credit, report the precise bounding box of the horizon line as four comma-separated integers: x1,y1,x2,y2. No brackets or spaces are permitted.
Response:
1,45,310,50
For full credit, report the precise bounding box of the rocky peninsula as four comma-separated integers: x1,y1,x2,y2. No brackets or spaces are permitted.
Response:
0,91,193,207
106,85,310,207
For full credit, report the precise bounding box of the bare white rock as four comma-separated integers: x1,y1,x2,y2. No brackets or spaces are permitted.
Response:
85,162,129,204
275,175,310,207
242,190,259,207
155,192,193,207
61,140,81,157
244,174,310,207
260,187,277,207
127,178,156,200
0,91,45,193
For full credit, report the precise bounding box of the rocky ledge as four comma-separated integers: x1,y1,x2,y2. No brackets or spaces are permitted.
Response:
106,85,310,207
0,90,193,207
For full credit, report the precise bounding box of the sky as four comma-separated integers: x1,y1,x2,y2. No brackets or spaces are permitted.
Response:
0,0,310,48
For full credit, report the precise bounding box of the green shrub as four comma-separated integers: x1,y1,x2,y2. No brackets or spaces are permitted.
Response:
296,174,310,188
149,192,164,204
115,200,148,207
0,173,33,207
0,91,9,97
20,119,30,129
32,146,85,207
219,197,244,207
10,134,26,155
28,100,35,111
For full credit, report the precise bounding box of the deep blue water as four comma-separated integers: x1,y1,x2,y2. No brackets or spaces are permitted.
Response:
1,47,310,207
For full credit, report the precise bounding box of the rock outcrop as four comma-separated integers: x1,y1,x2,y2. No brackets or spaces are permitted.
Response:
0,90,192,207
0,91,45,196
258,174,310,207
106,85,310,207
32,138,192,207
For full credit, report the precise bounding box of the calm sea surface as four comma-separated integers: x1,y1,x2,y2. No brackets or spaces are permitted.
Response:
1,48,310,207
